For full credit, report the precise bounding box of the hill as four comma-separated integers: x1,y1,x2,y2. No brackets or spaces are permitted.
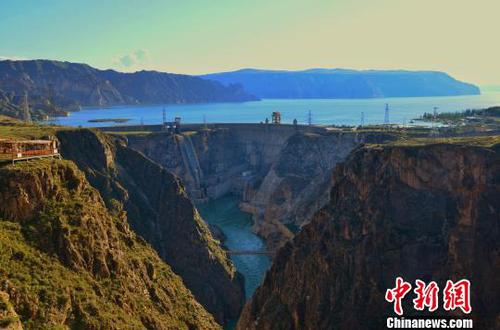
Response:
201,68,480,99
0,60,257,120
0,159,221,329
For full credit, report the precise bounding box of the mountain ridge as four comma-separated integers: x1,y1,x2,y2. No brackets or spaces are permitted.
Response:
0,59,258,120
201,68,480,99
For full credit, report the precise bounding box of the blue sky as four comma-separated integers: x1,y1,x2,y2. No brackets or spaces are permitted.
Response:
1,0,499,85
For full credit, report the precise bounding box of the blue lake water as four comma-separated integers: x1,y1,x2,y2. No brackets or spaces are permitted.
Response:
50,93,500,127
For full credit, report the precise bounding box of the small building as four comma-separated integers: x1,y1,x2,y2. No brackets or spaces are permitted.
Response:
272,112,281,124
0,139,60,164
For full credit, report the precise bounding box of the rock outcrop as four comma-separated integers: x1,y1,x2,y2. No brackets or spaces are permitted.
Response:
0,291,22,330
56,129,244,323
0,160,219,329
242,132,394,249
237,143,500,330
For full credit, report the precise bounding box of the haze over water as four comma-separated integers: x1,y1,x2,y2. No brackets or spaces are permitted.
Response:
51,93,500,127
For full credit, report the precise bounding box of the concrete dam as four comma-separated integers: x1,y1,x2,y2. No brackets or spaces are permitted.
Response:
117,123,394,248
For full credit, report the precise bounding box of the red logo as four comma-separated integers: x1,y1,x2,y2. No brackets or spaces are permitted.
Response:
413,279,439,312
385,277,412,315
443,279,471,314
385,278,471,315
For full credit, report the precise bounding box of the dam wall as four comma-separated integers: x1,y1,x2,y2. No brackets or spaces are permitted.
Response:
124,123,395,247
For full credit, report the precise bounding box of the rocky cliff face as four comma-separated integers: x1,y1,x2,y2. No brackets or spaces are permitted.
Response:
0,160,219,329
242,132,394,249
127,125,298,203
237,143,500,330
0,60,257,120
56,129,244,323
128,126,395,249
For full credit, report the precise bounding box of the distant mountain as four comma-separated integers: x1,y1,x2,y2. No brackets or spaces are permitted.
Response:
201,68,480,99
0,60,257,120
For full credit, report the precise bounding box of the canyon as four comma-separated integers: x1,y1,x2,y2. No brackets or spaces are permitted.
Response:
237,141,500,330
0,158,221,329
0,124,247,328
55,129,244,324
0,118,498,328
124,124,395,249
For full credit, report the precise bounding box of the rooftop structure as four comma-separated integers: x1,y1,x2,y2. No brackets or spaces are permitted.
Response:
272,112,281,124
0,139,61,164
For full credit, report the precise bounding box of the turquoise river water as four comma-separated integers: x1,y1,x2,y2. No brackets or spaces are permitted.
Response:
197,195,271,298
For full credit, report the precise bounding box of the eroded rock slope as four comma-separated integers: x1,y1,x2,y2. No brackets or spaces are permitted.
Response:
238,143,500,330
0,160,219,329
57,129,244,323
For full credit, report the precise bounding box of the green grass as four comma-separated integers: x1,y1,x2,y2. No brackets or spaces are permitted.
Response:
105,130,153,136
386,135,500,147
0,120,62,140
0,159,220,329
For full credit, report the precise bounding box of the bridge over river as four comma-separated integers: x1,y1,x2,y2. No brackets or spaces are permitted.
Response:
227,250,275,256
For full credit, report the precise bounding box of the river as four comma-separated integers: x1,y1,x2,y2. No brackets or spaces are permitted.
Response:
197,195,271,298
49,93,500,127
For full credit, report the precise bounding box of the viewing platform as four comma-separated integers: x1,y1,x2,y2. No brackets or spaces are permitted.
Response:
0,139,61,164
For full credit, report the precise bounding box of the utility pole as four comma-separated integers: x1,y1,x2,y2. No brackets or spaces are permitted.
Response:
22,92,31,123
384,103,390,126
433,107,439,120
162,107,166,124
430,106,439,137
307,110,312,126
360,112,365,127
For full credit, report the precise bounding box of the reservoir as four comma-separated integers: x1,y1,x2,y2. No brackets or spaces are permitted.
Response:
50,93,500,127
197,195,271,298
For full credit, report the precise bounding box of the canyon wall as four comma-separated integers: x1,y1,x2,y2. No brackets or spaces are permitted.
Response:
127,124,301,203
56,129,244,324
0,159,220,329
237,143,500,330
127,124,394,248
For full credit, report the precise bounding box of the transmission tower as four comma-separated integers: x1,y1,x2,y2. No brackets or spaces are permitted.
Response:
433,107,439,120
307,110,312,126
384,103,390,125
22,92,31,123
430,106,440,137
360,112,365,127
162,107,166,124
